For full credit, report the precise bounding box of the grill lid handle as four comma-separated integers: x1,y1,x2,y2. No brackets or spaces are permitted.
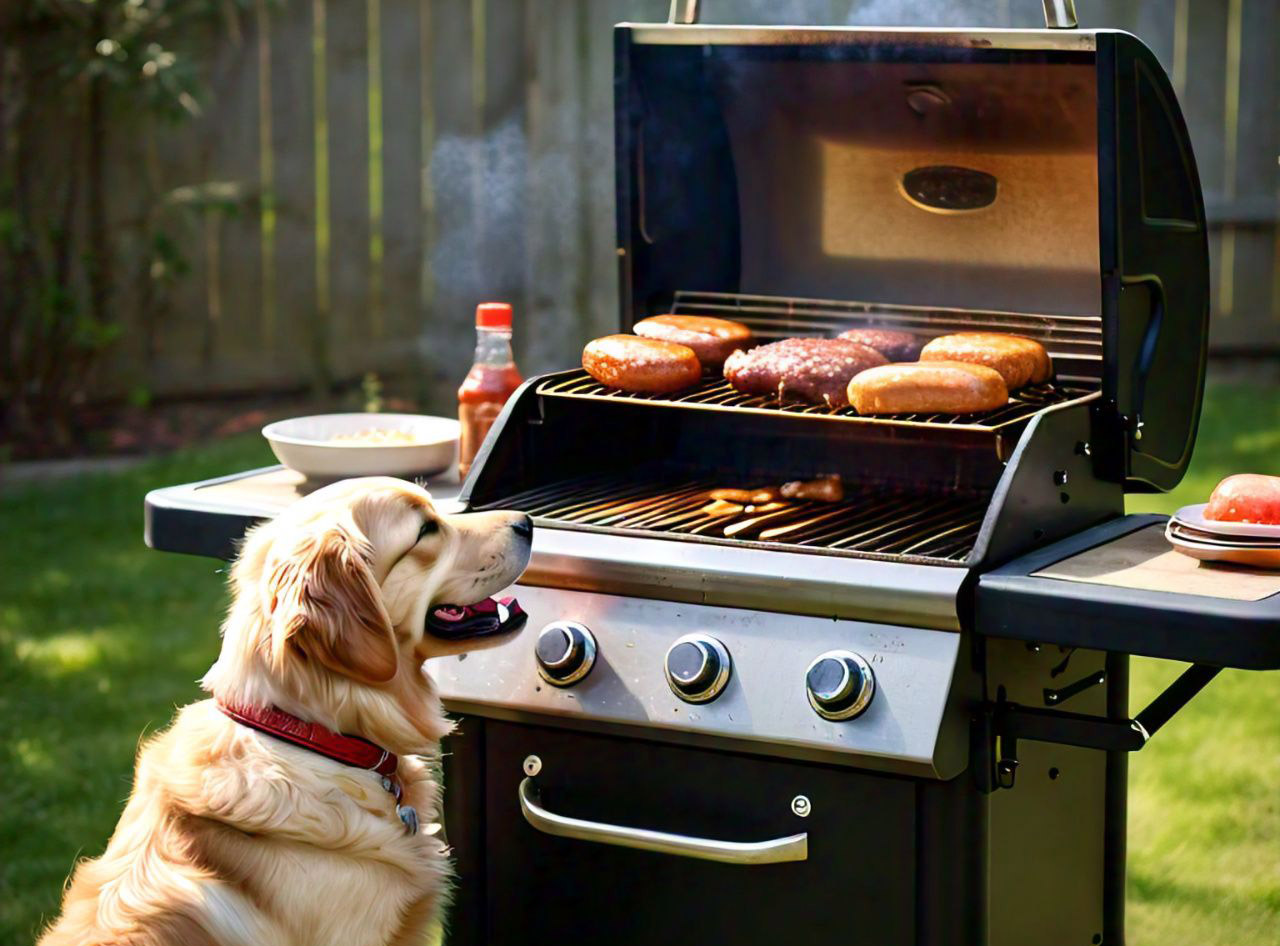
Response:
668,0,699,24
1043,0,1078,28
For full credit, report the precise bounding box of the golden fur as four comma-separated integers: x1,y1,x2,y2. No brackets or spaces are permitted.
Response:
40,477,532,946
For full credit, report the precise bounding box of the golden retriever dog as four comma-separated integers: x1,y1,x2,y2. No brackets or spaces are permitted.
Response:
39,477,533,946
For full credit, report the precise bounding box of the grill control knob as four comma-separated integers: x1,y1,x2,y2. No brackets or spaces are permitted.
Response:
535,621,596,687
805,650,875,721
664,633,732,703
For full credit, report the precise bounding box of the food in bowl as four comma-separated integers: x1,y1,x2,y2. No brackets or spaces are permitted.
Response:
262,413,460,479
329,428,423,445
1204,473,1280,525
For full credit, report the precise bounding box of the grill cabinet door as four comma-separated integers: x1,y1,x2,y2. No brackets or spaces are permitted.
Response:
478,721,917,945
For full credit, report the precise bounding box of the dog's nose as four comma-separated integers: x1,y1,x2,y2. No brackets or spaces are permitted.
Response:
511,515,534,540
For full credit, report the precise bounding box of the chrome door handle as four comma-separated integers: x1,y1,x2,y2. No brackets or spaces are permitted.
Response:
518,778,808,865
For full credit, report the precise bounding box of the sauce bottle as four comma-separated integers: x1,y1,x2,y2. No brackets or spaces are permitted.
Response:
458,302,523,479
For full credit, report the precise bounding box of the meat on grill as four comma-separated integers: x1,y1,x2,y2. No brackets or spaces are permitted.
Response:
837,328,927,362
723,337,888,409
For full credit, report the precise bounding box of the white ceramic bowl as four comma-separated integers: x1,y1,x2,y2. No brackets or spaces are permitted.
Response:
263,413,460,480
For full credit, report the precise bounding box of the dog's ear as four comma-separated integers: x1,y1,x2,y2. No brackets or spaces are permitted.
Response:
264,524,399,686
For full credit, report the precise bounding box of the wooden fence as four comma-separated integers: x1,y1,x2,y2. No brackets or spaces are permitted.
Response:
94,0,1280,407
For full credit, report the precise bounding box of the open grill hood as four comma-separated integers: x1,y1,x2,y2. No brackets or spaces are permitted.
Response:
613,24,1209,492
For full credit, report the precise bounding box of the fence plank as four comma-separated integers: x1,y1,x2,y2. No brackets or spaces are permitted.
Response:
522,0,585,376
1209,0,1280,347
268,0,320,389
380,0,425,356
324,0,373,381
415,0,482,410
207,20,266,386
476,0,530,339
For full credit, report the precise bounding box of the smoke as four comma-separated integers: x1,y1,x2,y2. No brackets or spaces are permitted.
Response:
428,115,530,300
703,0,1010,28
846,0,1009,27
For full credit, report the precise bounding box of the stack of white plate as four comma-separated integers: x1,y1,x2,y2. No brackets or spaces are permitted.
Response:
1167,504,1280,568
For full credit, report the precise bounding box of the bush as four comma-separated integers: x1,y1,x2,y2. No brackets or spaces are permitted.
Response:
0,0,248,453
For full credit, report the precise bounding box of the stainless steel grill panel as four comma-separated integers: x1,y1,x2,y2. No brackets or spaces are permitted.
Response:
474,475,990,564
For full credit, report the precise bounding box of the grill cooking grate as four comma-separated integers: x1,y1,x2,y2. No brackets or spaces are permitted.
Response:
476,474,990,564
672,290,1105,367
538,370,1093,432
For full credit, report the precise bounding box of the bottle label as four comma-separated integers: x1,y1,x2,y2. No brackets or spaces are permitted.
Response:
459,400,505,477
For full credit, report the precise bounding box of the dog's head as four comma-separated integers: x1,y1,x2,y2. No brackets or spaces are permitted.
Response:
203,477,532,752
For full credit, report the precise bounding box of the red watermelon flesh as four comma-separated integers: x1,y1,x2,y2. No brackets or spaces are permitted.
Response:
1204,474,1280,525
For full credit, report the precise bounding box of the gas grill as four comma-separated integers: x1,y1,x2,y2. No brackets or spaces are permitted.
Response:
144,5,1280,945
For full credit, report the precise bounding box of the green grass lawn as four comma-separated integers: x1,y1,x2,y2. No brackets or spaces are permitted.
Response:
1,384,1277,945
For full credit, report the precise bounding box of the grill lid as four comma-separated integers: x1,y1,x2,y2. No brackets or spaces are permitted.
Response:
614,22,1208,492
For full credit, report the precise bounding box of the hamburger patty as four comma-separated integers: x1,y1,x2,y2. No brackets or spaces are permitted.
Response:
723,337,888,409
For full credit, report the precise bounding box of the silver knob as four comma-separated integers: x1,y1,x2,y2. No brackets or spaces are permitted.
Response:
805,650,875,721
535,622,596,687
664,633,732,703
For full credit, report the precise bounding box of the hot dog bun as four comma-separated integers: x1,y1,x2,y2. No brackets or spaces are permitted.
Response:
582,334,701,393
847,361,1009,415
633,315,753,366
919,333,1051,389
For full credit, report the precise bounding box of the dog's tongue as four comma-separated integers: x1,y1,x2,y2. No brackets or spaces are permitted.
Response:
426,596,527,640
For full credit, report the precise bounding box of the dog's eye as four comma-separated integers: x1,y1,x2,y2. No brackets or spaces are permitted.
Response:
418,519,439,540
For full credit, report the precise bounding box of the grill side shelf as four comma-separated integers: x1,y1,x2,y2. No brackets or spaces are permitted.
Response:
976,514,1280,670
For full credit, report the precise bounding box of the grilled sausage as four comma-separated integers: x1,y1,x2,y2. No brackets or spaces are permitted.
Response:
919,333,1051,390
780,475,845,502
723,337,888,409
838,328,926,362
847,362,1009,415
634,315,753,367
582,335,702,393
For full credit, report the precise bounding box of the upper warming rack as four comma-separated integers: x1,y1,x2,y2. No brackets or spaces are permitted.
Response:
671,291,1104,381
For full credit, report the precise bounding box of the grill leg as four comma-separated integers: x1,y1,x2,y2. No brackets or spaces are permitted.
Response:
1103,652,1129,946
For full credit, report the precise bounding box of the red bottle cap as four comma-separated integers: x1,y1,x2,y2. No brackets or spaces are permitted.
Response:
476,302,513,328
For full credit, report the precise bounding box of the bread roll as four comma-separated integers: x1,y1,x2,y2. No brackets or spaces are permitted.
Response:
847,362,1009,415
919,333,1051,389
633,315,753,366
582,335,701,393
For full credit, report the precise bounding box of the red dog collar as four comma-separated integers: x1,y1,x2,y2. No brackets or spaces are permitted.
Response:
217,701,399,777
217,701,419,833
